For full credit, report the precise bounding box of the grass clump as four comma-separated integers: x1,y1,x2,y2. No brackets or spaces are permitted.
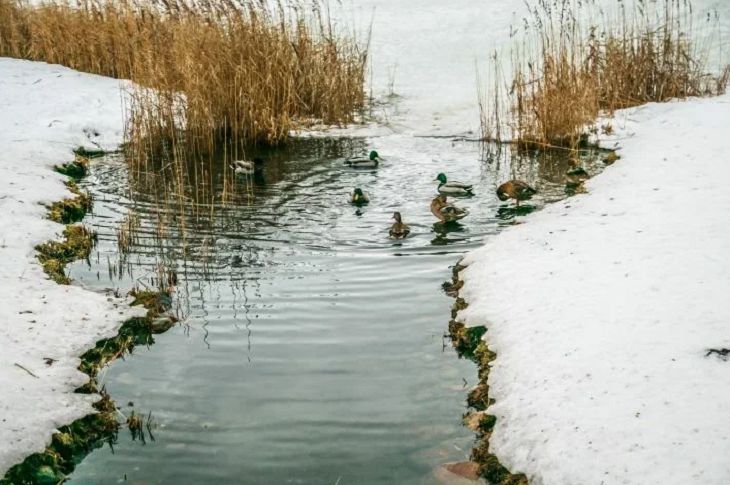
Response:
36,225,96,284
47,182,92,224
446,266,528,484
79,288,175,379
73,147,107,159
481,0,729,148
0,393,118,485
2,289,176,484
0,0,368,159
54,157,89,180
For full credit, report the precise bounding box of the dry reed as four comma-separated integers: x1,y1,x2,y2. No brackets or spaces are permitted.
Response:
0,0,368,159
481,0,729,148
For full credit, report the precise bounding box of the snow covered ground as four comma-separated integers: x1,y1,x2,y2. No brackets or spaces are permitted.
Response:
2,0,730,480
457,94,730,484
0,58,145,476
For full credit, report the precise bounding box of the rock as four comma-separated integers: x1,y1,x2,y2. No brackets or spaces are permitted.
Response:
434,461,484,483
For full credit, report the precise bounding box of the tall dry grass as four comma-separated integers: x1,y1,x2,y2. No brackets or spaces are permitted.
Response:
0,0,368,158
481,0,729,149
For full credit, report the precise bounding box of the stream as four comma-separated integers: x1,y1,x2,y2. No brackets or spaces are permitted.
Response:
66,136,601,484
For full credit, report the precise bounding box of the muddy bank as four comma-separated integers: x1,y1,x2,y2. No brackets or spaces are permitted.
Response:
1,158,176,485
445,264,528,485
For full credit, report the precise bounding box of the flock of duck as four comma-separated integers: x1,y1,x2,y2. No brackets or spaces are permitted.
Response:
232,150,538,239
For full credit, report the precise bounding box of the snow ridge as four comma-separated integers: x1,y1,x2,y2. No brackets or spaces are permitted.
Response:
0,58,145,476
458,95,730,485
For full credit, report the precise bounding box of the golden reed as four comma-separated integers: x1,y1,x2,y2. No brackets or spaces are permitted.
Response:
0,0,368,158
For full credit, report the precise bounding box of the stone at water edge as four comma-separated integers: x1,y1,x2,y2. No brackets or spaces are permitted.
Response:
434,461,485,484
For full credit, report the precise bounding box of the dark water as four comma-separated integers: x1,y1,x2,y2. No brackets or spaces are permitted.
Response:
67,137,600,484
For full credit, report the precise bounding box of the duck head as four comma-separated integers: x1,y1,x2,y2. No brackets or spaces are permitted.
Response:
392,211,403,223
369,150,380,161
354,188,364,197
435,173,447,185
496,188,510,201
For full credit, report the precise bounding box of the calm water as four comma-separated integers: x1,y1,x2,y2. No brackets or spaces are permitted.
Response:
67,136,599,484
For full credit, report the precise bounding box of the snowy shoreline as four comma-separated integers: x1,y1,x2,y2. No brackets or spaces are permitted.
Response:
457,95,730,484
0,58,145,476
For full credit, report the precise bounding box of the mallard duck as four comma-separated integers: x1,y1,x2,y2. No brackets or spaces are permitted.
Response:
430,194,468,222
231,158,264,176
566,166,589,186
350,187,370,205
389,212,410,238
496,180,537,206
344,150,382,168
434,173,474,196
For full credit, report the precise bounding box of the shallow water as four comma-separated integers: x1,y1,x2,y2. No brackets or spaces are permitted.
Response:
66,137,600,484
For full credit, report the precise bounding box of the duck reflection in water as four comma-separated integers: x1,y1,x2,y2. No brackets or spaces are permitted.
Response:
496,204,537,222
430,220,466,246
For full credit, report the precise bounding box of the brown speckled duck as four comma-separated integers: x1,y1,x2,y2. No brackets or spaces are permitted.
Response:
430,195,468,222
389,212,410,239
496,180,537,206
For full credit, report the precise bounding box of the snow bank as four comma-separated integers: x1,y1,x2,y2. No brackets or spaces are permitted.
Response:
0,58,145,476
457,94,730,484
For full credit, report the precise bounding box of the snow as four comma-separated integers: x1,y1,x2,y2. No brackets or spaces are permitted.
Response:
457,94,730,485
0,58,146,476
2,0,730,479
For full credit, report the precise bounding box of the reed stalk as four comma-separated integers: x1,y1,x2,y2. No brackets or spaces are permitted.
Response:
480,0,728,148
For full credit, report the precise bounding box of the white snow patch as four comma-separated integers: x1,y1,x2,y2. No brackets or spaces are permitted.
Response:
457,94,730,484
0,58,146,476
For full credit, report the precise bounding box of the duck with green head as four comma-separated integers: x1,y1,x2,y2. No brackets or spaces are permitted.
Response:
496,180,537,206
344,150,382,168
434,173,474,196
389,212,410,238
350,187,370,205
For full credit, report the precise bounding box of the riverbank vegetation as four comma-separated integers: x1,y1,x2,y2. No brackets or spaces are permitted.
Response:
447,267,528,485
480,0,729,148
0,0,368,160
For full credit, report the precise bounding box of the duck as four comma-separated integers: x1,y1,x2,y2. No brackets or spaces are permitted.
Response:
389,212,410,238
350,187,370,205
231,158,265,176
496,180,537,206
434,173,474,196
344,150,382,168
430,194,469,222
566,166,589,186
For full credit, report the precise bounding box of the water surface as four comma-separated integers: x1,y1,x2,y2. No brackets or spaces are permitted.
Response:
67,137,599,484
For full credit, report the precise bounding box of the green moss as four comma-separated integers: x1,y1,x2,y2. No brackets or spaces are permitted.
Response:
1,394,119,485
47,182,92,224
478,414,497,433
3,158,178,484
2,290,176,484
36,225,96,284
448,321,486,358
130,289,172,317
54,157,89,180
73,146,106,159
446,265,529,484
